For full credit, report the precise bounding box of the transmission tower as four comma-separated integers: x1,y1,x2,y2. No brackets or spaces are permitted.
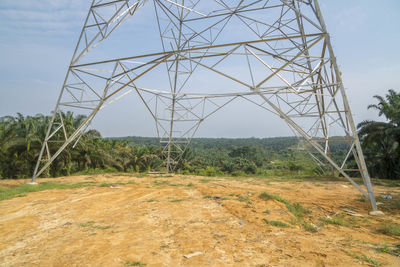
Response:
32,0,377,210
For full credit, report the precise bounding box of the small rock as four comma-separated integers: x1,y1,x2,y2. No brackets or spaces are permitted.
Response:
369,210,385,216
184,252,203,258
342,208,364,217
341,185,348,188
26,182,38,185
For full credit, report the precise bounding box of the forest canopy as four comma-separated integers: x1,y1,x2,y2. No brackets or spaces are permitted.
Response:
0,89,398,180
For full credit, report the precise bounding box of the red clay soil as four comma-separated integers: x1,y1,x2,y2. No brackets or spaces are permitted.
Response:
1,174,400,266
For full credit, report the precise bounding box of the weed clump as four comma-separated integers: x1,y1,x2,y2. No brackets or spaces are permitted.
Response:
319,215,347,226
378,224,400,236
258,192,310,219
345,251,381,266
125,261,146,267
301,221,318,232
263,219,290,228
0,181,97,201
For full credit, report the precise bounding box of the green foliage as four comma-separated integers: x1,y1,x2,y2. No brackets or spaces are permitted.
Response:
0,113,164,179
125,261,146,267
259,192,274,201
0,111,369,180
263,219,290,228
301,221,318,232
357,89,400,180
170,199,184,202
345,251,381,266
79,221,111,230
376,243,390,254
258,192,310,219
394,244,400,256
0,181,96,201
319,215,347,226
118,136,336,177
204,166,217,176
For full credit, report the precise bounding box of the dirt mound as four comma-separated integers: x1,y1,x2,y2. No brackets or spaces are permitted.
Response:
1,174,400,266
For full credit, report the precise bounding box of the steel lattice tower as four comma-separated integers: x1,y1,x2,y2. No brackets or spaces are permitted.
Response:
32,0,377,210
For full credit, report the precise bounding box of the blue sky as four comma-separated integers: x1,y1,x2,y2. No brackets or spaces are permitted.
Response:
0,0,399,138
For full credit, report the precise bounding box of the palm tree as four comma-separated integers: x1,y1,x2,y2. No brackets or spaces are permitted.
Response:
357,89,400,180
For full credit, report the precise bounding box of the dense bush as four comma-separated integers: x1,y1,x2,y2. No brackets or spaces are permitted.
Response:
357,89,400,180
3,108,379,179
0,113,162,179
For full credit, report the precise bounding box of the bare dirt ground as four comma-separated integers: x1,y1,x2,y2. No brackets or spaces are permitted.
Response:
1,174,400,267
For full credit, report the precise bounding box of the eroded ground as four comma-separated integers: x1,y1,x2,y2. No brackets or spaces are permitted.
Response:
1,174,400,266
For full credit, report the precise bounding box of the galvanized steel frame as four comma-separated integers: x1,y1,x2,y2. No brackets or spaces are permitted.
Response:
32,0,377,210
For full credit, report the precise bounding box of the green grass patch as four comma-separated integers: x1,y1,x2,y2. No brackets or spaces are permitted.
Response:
263,219,290,228
357,196,367,203
98,180,135,187
170,199,184,202
378,224,400,236
301,221,318,232
259,192,310,219
72,168,118,176
235,194,251,204
199,179,212,183
98,183,115,187
79,221,96,227
168,183,184,186
93,225,111,230
203,195,211,199
345,251,381,266
125,261,146,267
319,215,347,226
152,180,169,186
372,179,400,187
376,195,400,211
259,192,315,232
0,181,98,201
393,243,400,256
152,180,183,187
186,182,194,187
376,243,390,254
287,202,310,219
135,173,148,178
79,221,111,230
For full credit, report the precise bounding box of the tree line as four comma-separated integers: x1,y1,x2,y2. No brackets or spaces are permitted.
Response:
0,89,398,180
0,112,162,179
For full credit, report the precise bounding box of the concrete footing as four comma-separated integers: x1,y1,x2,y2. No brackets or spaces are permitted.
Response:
369,210,385,216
